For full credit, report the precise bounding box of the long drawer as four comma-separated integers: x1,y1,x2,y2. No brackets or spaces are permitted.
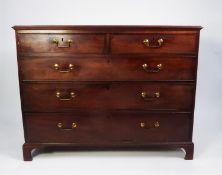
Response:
20,56,196,81
24,112,192,143
111,33,198,54
22,82,194,112
17,33,106,54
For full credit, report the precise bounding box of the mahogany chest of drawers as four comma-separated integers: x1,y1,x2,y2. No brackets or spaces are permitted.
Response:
13,25,201,161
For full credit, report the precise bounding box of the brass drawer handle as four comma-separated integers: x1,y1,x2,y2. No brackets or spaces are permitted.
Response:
52,38,72,48
142,63,162,73
140,121,160,129
57,122,77,131
56,91,76,101
53,63,74,73
141,91,160,100
143,38,163,48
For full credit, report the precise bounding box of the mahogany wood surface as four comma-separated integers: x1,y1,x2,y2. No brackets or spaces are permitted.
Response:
21,82,194,112
24,112,191,143
110,33,198,54
18,33,106,54
13,25,201,161
20,56,196,81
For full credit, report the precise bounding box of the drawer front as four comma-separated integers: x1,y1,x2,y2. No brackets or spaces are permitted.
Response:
20,56,196,81
18,34,105,54
24,112,191,143
111,33,198,54
22,83,194,112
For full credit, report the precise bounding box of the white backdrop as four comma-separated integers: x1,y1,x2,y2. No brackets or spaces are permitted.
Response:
0,0,222,174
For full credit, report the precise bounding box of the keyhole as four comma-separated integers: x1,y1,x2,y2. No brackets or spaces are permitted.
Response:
61,38,64,42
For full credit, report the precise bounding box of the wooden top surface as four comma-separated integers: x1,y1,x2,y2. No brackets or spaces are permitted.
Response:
12,25,202,30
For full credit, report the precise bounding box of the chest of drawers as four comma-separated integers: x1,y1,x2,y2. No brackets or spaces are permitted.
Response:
13,25,201,161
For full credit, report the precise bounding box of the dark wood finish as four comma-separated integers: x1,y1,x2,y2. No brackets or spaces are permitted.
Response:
110,33,198,54
22,142,194,161
18,34,105,54
13,25,201,161
22,82,194,112
24,112,191,143
20,56,196,81
13,25,202,30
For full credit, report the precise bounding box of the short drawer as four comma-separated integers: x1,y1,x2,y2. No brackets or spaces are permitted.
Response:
18,33,105,54
111,33,198,54
24,112,191,143
22,82,194,112
20,56,196,81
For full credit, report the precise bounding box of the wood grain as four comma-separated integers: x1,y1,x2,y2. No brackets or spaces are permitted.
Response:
21,82,194,112
20,56,196,81
24,112,191,143
13,25,201,160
